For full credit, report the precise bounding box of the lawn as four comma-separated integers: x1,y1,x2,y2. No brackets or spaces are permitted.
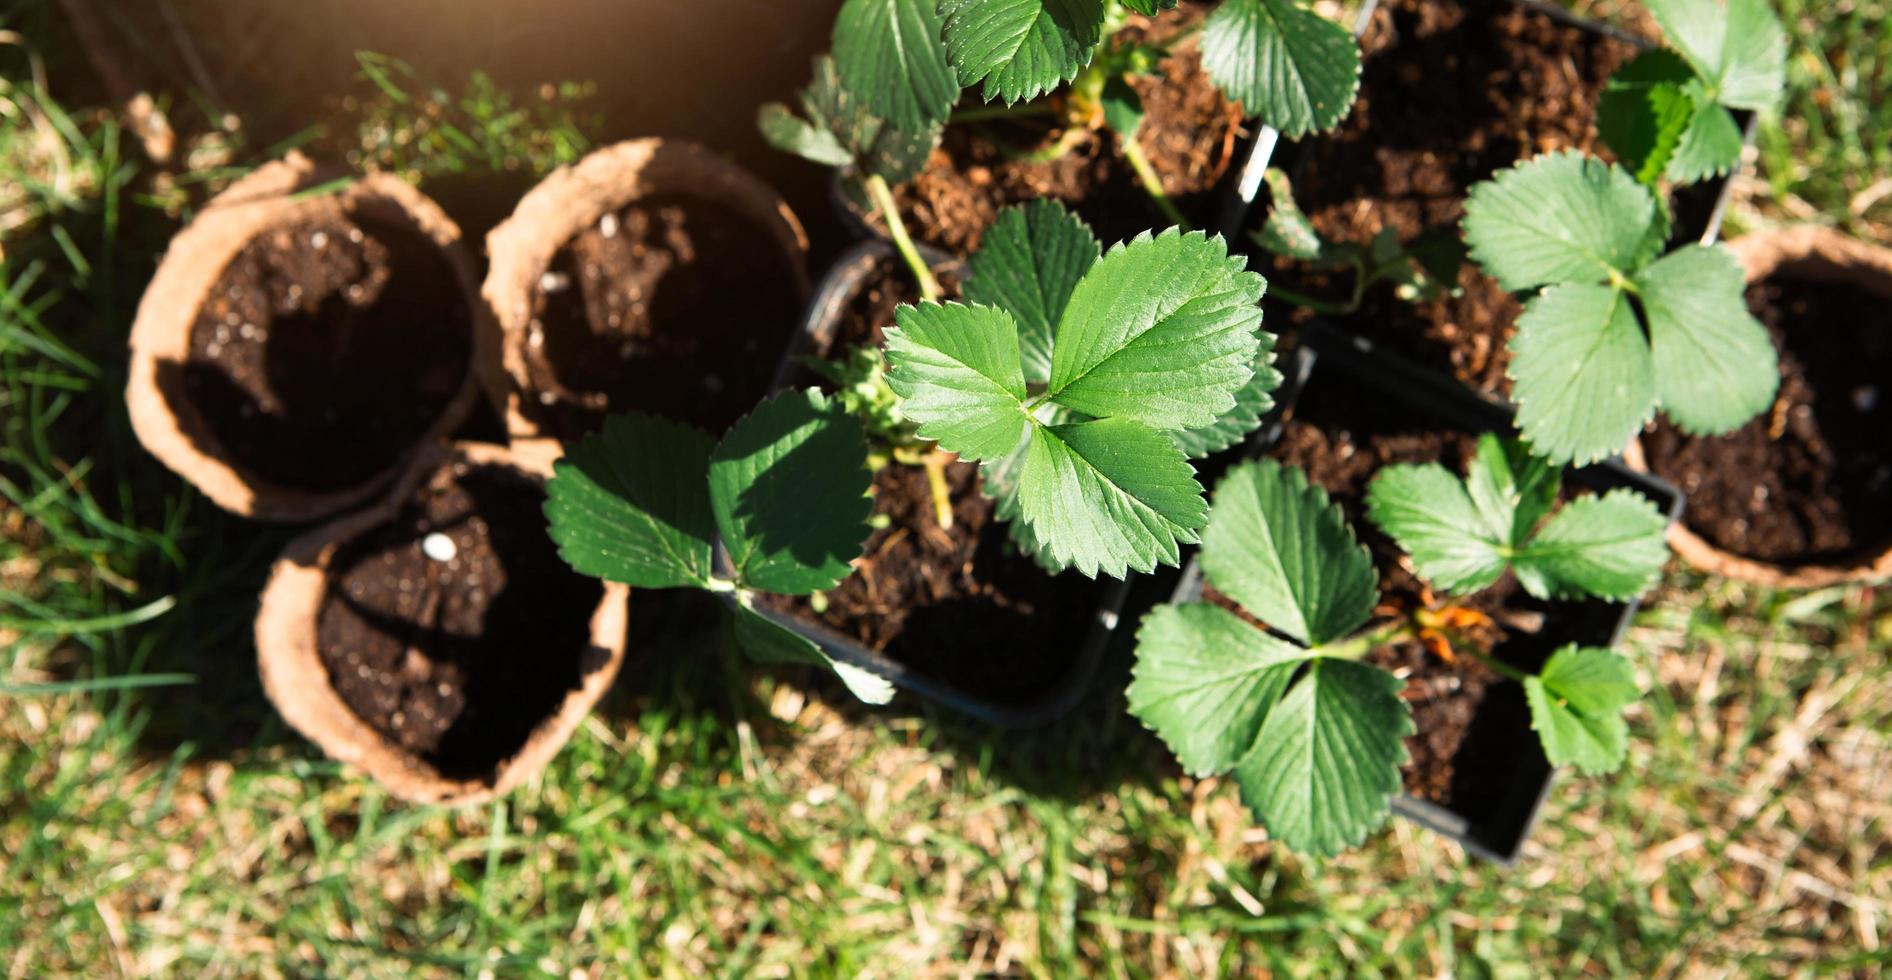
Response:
2,0,1889,975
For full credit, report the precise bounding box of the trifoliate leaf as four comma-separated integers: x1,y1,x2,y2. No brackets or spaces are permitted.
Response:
882,302,1031,461
545,413,716,590
1200,460,1377,648
766,55,943,184
1508,283,1656,466
1647,0,1786,112
1462,151,1658,292
757,102,856,168
1597,49,1697,185
1364,463,1509,596
1666,84,1746,183
1524,645,1638,774
1017,418,1208,578
1048,229,1266,431
1201,0,1362,138
1127,602,1307,776
943,0,1107,105
1117,0,1179,13
709,390,873,595
962,200,1101,384
1099,75,1146,138
1232,658,1410,857
731,601,896,705
1464,433,1561,545
1172,331,1280,459
1511,490,1671,601
834,0,961,131
1636,244,1779,436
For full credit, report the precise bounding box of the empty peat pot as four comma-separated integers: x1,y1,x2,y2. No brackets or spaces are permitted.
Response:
127,153,496,522
1626,226,1892,588
484,138,811,441
256,440,629,805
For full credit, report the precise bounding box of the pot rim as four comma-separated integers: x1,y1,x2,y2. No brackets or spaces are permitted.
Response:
254,438,631,805
125,152,498,523
1623,224,1892,589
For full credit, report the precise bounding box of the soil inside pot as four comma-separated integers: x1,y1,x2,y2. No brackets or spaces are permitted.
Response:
178,213,472,492
1263,0,1640,394
760,256,1099,703
317,461,605,780
1267,364,1578,810
1640,274,1892,566
884,2,1243,254
519,193,800,440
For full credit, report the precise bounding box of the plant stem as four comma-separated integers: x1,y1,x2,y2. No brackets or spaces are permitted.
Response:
950,102,1056,125
1317,620,1414,661
922,451,955,531
1120,135,1189,230
1462,646,1534,685
865,173,940,302
1266,282,1360,317
1020,125,1091,164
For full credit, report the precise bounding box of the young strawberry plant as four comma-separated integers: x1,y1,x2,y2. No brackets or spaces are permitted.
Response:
1597,0,1786,186
1250,168,1466,315
826,0,1362,228
542,390,897,704
1129,437,1668,855
880,200,1278,577
1462,150,1778,466
759,56,948,299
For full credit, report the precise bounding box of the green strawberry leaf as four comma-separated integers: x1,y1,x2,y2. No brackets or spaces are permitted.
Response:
762,55,942,184
1048,228,1267,431
1636,244,1780,436
1524,645,1638,774
1462,151,1658,292
1172,331,1280,459
1464,433,1561,545
1365,463,1510,596
1511,490,1672,601
1127,601,1307,776
1118,0,1179,13
757,102,856,169
1232,658,1410,857
1200,459,1377,648
882,302,1031,461
943,0,1107,105
545,412,717,590
1508,283,1656,466
1252,168,1330,262
1647,0,1787,112
1597,49,1697,185
1201,0,1363,138
709,390,873,595
730,600,895,705
1017,418,1208,578
1666,84,1746,183
834,0,962,131
1099,74,1146,139
962,200,1101,385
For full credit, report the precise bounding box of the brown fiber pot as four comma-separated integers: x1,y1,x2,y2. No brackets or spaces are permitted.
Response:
126,153,501,522
482,137,811,437
1624,225,1892,588
255,439,629,805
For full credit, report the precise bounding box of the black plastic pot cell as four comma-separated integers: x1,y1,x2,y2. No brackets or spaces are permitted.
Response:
739,239,1132,729
1167,321,1683,864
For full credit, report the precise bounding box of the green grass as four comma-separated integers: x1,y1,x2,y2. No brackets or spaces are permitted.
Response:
3,3,1891,976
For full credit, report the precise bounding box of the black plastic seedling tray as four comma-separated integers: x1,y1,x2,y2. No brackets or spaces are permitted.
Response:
738,238,1132,729
1169,321,1683,864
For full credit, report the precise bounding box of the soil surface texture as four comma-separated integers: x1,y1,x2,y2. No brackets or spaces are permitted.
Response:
317,461,604,780
520,193,800,439
181,214,471,491
1641,274,1892,566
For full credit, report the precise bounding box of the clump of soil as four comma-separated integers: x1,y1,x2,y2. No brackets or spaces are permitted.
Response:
1641,275,1892,566
317,462,604,779
762,256,1099,704
1263,0,1639,393
885,2,1244,253
519,193,800,439
1267,365,1572,810
181,214,472,491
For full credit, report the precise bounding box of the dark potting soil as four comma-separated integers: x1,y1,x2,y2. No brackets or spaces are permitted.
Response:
519,193,800,440
1266,366,1574,808
181,214,472,492
316,461,605,780
885,2,1244,253
762,256,1097,702
1641,275,1892,566
1264,0,1640,394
